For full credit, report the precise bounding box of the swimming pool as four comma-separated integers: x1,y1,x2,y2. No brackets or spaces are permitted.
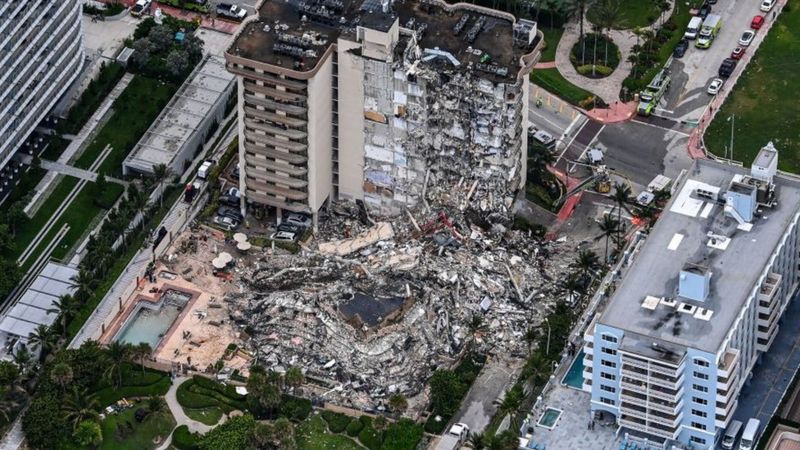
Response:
562,350,585,389
115,290,191,349
537,407,562,429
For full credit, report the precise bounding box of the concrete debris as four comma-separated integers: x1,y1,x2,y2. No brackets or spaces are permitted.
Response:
227,202,577,415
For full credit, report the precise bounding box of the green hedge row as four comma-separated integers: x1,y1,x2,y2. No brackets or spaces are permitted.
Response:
172,425,202,450
176,376,248,412
322,410,352,433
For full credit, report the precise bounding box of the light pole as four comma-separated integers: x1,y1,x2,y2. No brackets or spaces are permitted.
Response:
728,114,735,161
544,317,551,355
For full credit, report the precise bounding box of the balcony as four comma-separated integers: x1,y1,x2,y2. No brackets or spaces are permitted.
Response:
718,348,740,379
245,133,308,153
620,354,683,378
244,95,307,115
245,119,308,140
619,416,675,440
244,145,308,166
244,106,307,128
245,189,310,213
583,316,597,342
244,82,307,103
245,179,308,201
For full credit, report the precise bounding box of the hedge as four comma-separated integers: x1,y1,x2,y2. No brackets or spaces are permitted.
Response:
172,425,201,450
358,416,384,450
346,418,365,437
322,410,352,434
279,395,312,422
176,376,248,412
381,419,424,450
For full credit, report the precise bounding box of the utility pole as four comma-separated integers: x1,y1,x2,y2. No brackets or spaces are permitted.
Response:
729,114,735,161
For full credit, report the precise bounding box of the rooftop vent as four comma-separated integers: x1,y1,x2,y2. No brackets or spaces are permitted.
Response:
678,302,697,314
751,141,779,184
660,297,677,308
678,263,711,302
641,295,660,311
694,308,713,321
725,180,756,224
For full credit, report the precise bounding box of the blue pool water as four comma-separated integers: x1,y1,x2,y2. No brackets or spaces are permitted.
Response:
115,290,191,348
562,350,585,389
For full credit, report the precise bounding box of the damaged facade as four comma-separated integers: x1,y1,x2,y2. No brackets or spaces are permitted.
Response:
225,0,539,223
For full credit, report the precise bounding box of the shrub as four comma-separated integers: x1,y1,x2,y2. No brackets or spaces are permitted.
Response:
322,410,352,433
424,414,447,434
279,395,312,422
173,425,201,450
346,418,365,437
381,419,424,450
358,416,384,450
576,65,614,77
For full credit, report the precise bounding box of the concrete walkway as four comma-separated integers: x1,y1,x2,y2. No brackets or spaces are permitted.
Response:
16,155,127,185
553,2,674,104
166,377,216,434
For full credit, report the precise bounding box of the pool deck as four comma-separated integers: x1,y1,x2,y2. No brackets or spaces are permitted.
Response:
101,228,251,374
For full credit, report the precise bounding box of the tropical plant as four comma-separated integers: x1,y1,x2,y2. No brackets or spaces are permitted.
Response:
73,420,102,448
284,366,304,391
104,341,131,387
12,347,32,373
131,342,152,375
595,213,619,264
152,163,173,208
572,249,601,280
50,294,79,339
388,393,408,413
523,326,539,356
62,387,99,430
468,432,486,450
611,182,632,243
70,269,95,300
0,399,18,423
50,362,74,392
559,272,586,305
28,325,56,362
147,396,166,416
273,417,296,450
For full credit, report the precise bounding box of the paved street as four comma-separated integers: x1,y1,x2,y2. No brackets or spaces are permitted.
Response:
662,0,774,122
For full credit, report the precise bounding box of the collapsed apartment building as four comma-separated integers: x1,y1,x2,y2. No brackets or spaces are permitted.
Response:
224,0,540,224
220,0,553,412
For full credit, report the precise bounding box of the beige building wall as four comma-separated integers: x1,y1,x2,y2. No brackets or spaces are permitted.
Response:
335,39,366,202
306,56,334,213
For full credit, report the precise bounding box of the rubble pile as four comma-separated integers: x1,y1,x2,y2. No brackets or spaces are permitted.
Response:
229,202,575,412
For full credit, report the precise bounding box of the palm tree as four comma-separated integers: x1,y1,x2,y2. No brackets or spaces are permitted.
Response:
104,341,131,388
62,387,99,430
50,294,79,339
523,327,538,356
388,393,408,414
27,325,55,362
497,386,524,428
468,432,486,450
0,400,17,423
560,273,586,306
575,0,592,65
611,182,632,244
592,0,621,66
70,269,95,300
131,342,152,375
128,185,150,230
12,347,32,373
152,163,173,208
595,214,619,264
573,249,601,280
273,417,296,450
284,366,304,391
50,362,74,392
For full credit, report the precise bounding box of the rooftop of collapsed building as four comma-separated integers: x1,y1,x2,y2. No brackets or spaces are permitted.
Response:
222,200,576,411
227,0,538,81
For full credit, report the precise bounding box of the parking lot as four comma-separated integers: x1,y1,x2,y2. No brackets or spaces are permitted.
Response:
660,0,776,123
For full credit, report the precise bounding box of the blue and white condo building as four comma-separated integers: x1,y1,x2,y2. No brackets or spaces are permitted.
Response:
583,144,800,449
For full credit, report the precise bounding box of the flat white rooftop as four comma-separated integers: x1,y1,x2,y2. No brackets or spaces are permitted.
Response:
600,159,800,354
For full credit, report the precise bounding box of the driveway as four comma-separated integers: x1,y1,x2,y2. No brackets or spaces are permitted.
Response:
451,358,521,434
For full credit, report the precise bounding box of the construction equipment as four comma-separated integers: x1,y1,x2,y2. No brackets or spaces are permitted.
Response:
637,68,671,116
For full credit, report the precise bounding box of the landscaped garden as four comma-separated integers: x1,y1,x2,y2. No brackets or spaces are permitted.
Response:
705,2,800,171
588,0,666,30
100,398,176,450
531,68,601,109
176,375,248,426
570,33,621,78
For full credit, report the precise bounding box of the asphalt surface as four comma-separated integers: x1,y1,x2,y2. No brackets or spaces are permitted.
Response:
450,359,520,433
661,0,772,122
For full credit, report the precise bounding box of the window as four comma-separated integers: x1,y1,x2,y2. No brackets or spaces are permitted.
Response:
600,385,616,394
600,397,616,406
692,409,708,418
601,372,616,381
691,422,707,431
601,360,617,369
690,436,707,444
602,334,618,344
692,397,708,405
602,347,617,356
694,371,709,380
693,384,708,393
694,358,710,367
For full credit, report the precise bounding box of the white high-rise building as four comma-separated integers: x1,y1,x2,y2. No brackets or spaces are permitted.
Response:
0,0,85,175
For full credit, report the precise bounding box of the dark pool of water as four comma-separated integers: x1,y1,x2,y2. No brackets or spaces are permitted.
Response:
339,293,405,327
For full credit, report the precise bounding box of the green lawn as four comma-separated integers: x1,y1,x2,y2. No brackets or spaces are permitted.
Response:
100,406,176,450
297,415,363,450
74,75,177,176
587,0,661,29
531,68,599,108
184,406,224,426
705,5,800,171
92,364,172,408
539,27,564,63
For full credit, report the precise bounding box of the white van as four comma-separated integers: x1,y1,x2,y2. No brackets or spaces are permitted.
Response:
739,418,761,450
722,420,743,449
685,16,704,39
197,160,214,180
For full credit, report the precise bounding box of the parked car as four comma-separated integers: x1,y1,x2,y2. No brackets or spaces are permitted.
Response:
707,78,723,95
718,58,737,77
277,222,302,234
673,38,689,57
285,213,312,228
214,215,240,230
698,2,712,19
760,0,776,12
751,15,765,29
232,163,240,179
529,129,556,149
217,206,243,222
738,30,755,46
731,46,746,60
270,231,297,242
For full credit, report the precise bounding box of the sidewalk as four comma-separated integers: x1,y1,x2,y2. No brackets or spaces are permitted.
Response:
585,101,636,124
